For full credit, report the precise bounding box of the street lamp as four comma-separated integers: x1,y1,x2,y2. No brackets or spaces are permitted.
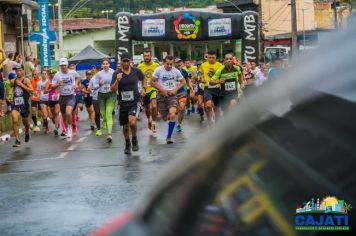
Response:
101,10,113,24
223,0,243,13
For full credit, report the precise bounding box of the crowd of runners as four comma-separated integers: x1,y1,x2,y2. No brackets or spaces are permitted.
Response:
0,48,287,154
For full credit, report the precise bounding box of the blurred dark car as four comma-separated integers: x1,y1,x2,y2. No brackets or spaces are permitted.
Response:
92,28,356,236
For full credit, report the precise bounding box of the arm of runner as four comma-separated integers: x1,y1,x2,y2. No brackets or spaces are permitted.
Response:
44,80,50,94
151,76,168,97
19,78,34,94
110,71,121,92
51,74,62,89
138,70,146,97
210,66,224,85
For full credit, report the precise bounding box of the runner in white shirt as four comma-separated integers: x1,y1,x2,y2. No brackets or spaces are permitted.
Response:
51,58,80,141
151,55,186,144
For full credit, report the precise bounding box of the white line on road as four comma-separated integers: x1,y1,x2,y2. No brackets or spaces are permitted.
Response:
67,144,78,151
6,152,69,163
76,137,87,143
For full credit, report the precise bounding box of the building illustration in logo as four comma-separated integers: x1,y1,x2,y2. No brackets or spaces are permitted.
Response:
174,13,200,40
295,196,352,231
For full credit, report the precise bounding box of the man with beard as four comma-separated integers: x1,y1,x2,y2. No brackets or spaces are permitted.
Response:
111,53,145,154
137,49,159,133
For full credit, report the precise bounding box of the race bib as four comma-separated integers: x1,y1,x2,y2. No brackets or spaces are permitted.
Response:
225,81,236,91
33,91,39,98
62,85,72,95
53,93,60,101
208,84,218,89
14,97,24,106
121,91,134,101
164,80,176,90
147,80,151,87
102,84,111,93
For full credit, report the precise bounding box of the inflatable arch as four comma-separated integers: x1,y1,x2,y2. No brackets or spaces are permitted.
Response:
115,10,259,62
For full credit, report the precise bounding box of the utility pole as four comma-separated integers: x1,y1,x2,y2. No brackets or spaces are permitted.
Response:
291,0,298,57
258,0,263,62
333,0,338,29
58,0,64,58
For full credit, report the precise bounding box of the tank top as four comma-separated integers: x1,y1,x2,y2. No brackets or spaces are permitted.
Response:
13,78,30,106
37,79,49,101
48,79,59,102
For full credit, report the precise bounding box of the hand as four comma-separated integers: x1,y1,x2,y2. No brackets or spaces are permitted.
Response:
140,90,145,97
240,83,245,89
116,73,123,81
99,79,105,86
58,79,64,85
219,78,225,84
168,89,177,96
160,90,168,97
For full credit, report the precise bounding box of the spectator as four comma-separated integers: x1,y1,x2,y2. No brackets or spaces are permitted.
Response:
268,59,285,80
2,52,17,80
255,64,269,87
24,56,35,78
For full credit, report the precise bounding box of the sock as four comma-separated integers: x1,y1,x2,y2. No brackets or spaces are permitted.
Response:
72,114,77,128
60,116,66,133
32,115,37,126
167,121,176,139
132,136,137,142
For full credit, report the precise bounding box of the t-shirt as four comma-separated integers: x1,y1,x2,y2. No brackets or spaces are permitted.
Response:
152,66,183,91
177,69,188,94
199,61,223,89
183,66,197,80
88,79,99,100
111,67,144,107
137,62,159,94
31,77,41,101
37,80,49,101
94,68,114,94
2,59,18,80
212,65,241,96
52,70,80,96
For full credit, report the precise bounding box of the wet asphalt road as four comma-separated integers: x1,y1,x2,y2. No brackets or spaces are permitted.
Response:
0,111,208,235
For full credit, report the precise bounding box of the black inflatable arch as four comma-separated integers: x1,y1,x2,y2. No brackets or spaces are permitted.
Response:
115,10,259,62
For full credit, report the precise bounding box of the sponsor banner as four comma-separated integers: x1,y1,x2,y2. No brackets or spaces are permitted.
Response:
142,19,165,37
208,18,232,37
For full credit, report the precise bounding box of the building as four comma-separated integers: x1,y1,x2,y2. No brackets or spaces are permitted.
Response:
50,18,115,59
0,0,38,57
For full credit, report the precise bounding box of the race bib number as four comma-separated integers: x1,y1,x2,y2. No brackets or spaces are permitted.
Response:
102,84,111,93
62,85,72,95
121,91,134,101
225,81,236,91
14,97,24,106
208,84,218,89
33,91,39,98
147,80,151,87
53,93,60,101
164,80,175,90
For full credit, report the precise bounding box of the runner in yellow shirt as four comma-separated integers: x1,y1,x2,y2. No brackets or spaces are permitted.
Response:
137,49,159,133
199,50,222,126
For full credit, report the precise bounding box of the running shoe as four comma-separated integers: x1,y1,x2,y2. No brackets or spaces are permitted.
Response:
67,127,73,141
54,129,59,136
124,143,131,154
60,132,67,137
90,125,95,131
33,126,41,132
200,114,205,123
44,128,50,134
132,138,139,152
166,137,174,144
95,130,102,136
66,135,73,142
13,139,21,147
176,124,183,132
25,133,30,142
107,135,113,143
72,126,77,134
151,122,157,133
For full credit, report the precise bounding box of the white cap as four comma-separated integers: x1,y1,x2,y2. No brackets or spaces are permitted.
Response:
59,58,68,66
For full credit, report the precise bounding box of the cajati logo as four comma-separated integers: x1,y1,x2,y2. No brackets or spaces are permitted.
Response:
295,196,352,231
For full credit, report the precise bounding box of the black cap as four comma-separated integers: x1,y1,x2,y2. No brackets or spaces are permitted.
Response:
120,52,131,61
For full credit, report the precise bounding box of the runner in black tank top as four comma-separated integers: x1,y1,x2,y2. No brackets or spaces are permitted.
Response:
11,65,33,147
